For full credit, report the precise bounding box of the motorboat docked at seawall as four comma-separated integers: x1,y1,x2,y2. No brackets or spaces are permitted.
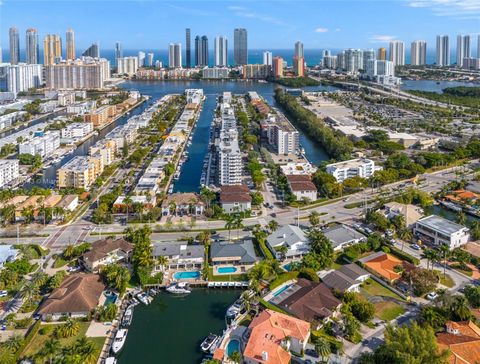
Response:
111,329,128,354
104,357,117,364
200,333,219,353
136,292,152,305
166,282,191,294
226,298,243,319
121,306,133,327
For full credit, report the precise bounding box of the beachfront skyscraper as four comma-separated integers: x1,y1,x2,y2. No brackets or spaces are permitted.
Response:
214,35,228,67
185,28,191,68
456,35,470,67
295,41,304,58
9,27,20,65
66,28,75,60
195,35,208,67
26,28,39,64
44,34,62,65
263,51,272,66
389,41,405,66
115,42,123,65
234,28,248,65
411,40,427,66
377,47,387,61
168,43,182,68
82,42,100,58
436,35,450,66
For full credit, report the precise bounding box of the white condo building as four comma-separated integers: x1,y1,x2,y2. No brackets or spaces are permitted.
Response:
214,36,228,67
411,40,427,66
117,56,139,76
389,41,405,66
61,122,94,140
45,58,110,90
0,159,19,188
456,35,471,67
168,43,182,68
6,63,43,95
18,131,60,159
326,158,376,182
263,51,273,66
436,35,450,66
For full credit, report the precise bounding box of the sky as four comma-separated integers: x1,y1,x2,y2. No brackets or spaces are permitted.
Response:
1,0,479,51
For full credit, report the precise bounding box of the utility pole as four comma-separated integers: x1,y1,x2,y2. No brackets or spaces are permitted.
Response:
16,224,19,245
297,207,300,227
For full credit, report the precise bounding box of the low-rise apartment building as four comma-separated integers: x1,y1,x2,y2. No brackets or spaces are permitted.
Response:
0,159,19,188
84,105,116,127
61,122,93,141
414,215,470,250
57,155,102,190
18,131,60,159
326,158,376,182
286,175,317,202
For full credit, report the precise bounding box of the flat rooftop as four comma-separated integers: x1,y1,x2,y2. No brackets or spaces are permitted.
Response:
417,215,468,235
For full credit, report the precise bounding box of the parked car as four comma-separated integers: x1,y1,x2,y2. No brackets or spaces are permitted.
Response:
426,292,438,300
0,290,7,297
411,244,421,250
305,349,319,358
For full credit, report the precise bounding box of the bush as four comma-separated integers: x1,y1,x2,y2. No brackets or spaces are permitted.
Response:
298,268,320,282
388,245,420,265
39,326,53,335
14,317,33,329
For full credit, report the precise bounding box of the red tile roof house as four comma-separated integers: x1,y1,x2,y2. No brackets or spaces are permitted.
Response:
37,273,106,321
219,185,252,214
436,321,480,364
79,238,133,272
243,309,311,364
286,175,317,203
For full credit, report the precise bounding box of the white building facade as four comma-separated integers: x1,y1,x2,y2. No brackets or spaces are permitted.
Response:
326,158,375,182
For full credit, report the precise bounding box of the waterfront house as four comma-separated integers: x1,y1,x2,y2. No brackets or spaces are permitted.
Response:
113,195,156,213
210,239,258,273
323,224,367,251
79,238,133,272
383,202,423,228
161,193,205,216
270,279,341,325
219,185,252,214
414,215,470,250
243,309,310,364
0,245,19,270
38,273,106,320
321,263,371,293
436,321,480,364
266,224,309,260
152,242,204,270
286,175,317,202
55,195,79,213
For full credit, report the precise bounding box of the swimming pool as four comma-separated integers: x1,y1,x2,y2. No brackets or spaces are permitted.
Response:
283,263,292,272
217,266,237,274
226,339,241,356
273,284,292,298
104,292,118,306
174,271,200,280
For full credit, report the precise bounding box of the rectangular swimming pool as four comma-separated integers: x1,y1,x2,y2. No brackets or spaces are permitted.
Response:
174,271,201,279
217,266,237,274
273,284,292,298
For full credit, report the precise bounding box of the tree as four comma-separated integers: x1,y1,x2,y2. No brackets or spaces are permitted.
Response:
156,256,169,272
368,323,450,364
57,318,80,338
308,211,320,227
37,337,61,363
225,214,236,242
123,195,133,222
464,284,480,308
229,351,241,363
439,244,450,278
422,248,439,271
343,292,375,323
315,337,331,361
267,220,279,232
403,268,438,296
301,229,334,271
196,230,212,246
342,312,361,343
20,281,39,302
3,333,24,353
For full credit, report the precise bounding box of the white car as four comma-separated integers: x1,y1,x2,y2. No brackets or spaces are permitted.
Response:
426,292,438,301
411,244,421,250
0,290,7,297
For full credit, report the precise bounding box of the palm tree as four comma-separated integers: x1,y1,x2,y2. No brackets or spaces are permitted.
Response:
309,211,321,227
267,220,279,232
457,211,467,226
439,244,450,278
0,204,15,224
31,271,48,288
58,318,80,338
452,296,472,321
233,215,244,241
124,196,133,222
3,334,24,353
229,350,241,363
398,228,413,251
63,244,75,260
20,281,39,302
21,206,34,223
157,256,169,272
225,214,236,242
75,337,97,364
315,337,331,362
37,337,61,364
197,230,212,246
422,248,439,271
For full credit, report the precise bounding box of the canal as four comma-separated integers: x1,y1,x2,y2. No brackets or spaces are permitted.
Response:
117,289,240,364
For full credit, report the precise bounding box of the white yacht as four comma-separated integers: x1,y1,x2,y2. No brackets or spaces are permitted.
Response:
200,333,219,353
122,306,133,327
105,357,117,364
111,329,128,354
226,298,243,318
136,292,151,305
166,282,191,294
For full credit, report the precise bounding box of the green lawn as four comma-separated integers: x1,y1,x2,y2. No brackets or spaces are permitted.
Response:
434,270,455,288
53,256,71,268
269,271,299,290
21,321,105,362
374,301,405,321
361,279,405,301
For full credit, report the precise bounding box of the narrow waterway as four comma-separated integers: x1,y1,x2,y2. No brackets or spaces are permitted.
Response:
117,289,240,364
400,80,479,93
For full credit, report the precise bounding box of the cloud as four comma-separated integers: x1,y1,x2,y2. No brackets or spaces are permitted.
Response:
315,27,328,33
228,5,287,25
369,35,397,43
406,0,480,19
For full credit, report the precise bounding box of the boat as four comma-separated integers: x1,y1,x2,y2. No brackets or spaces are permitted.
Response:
200,333,219,353
136,292,151,305
166,282,191,294
105,357,117,364
226,298,243,318
121,306,133,327
111,329,128,354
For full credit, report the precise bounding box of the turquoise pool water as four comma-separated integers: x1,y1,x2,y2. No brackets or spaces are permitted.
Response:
283,263,292,272
104,292,118,306
218,266,237,274
226,339,241,356
174,271,200,279
273,284,292,298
